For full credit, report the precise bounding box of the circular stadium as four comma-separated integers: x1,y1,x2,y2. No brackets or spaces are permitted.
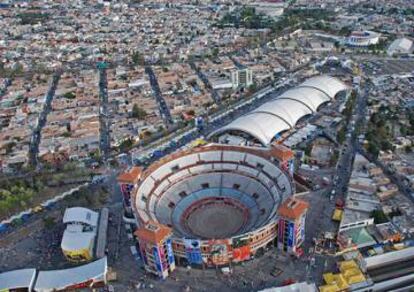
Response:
131,144,294,265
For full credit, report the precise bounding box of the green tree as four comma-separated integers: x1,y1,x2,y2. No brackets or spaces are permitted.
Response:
119,138,133,152
131,104,148,120
367,142,380,158
63,91,76,99
211,47,219,57
370,209,388,224
131,51,145,65
337,126,346,144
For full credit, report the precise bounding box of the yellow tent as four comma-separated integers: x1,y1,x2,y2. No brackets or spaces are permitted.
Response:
333,274,349,290
319,284,340,292
347,273,366,285
323,273,335,284
332,209,343,221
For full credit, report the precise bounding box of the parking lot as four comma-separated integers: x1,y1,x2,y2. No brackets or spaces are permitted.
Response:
362,59,414,76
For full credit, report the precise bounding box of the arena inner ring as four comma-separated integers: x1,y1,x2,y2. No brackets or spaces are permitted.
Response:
132,144,294,266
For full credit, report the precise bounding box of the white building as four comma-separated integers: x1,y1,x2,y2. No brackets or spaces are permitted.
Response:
210,75,349,146
210,78,233,90
231,68,253,89
387,38,413,56
61,207,99,262
346,31,380,47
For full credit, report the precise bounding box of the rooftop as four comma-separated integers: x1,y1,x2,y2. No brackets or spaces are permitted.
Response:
134,221,172,244
0,269,36,290
117,166,143,184
278,198,309,220
63,207,99,227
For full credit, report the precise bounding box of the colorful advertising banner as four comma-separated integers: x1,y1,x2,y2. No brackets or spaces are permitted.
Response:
184,239,203,265
166,239,175,265
209,239,230,266
232,245,251,262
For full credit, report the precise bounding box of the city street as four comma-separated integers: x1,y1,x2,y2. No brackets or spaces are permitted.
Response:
98,64,111,162
332,81,368,201
29,71,62,168
145,66,173,126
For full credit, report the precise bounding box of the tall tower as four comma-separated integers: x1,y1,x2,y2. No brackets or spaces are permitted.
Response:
117,166,142,217
277,198,309,256
135,221,176,279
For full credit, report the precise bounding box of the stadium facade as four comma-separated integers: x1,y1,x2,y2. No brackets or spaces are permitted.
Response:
346,31,380,47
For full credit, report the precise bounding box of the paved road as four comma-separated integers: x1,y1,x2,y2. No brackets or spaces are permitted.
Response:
98,65,111,162
190,61,221,104
333,81,368,200
29,71,62,168
145,66,173,125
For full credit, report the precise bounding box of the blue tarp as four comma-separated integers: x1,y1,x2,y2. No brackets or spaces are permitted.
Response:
0,223,8,233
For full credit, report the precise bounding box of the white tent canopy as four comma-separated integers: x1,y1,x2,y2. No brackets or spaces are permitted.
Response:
209,75,348,145
299,75,348,99
0,269,36,291
34,257,107,291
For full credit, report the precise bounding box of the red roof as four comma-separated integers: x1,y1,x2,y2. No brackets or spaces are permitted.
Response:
134,221,172,244
117,167,142,184
278,198,309,220
270,144,294,162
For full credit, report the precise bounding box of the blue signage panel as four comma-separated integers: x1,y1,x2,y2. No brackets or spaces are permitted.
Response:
287,222,295,247
186,250,203,264
166,239,175,265
183,239,203,264
153,246,162,272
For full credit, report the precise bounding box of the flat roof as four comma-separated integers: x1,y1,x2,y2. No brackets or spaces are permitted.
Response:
340,208,372,227
0,269,36,290
63,207,99,227
61,230,95,251
259,282,317,292
363,246,414,271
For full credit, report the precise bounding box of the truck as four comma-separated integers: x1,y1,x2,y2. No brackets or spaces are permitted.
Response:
335,198,345,210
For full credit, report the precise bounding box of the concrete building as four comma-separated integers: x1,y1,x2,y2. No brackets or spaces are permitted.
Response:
134,221,176,279
231,68,253,89
117,166,143,217
277,198,309,256
387,38,413,56
61,207,99,262
346,31,380,47
122,143,295,268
